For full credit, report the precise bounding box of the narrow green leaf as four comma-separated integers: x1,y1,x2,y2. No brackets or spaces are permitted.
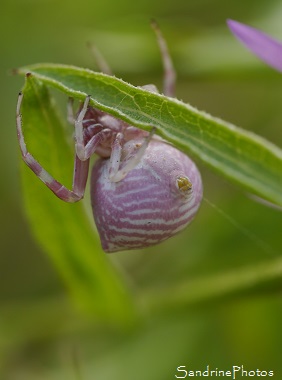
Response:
19,74,134,324
140,256,282,314
18,63,282,206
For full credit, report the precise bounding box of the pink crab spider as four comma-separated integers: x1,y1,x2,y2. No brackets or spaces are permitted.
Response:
16,22,203,252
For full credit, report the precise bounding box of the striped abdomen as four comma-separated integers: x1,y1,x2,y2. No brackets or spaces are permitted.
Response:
91,140,202,253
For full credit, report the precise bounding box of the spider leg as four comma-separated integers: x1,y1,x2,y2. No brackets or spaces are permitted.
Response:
108,132,123,180
87,42,113,75
109,127,156,183
72,154,90,197
74,95,90,159
68,96,100,128
151,19,176,97
17,92,89,203
83,128,112,159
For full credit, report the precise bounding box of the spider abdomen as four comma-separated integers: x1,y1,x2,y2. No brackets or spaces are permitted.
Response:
91,140,202,253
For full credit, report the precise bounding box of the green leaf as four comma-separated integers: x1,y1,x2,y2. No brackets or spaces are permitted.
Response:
18,63,282,206
140,256,282,314
19,74,134,325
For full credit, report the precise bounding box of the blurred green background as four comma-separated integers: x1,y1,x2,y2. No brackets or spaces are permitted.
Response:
1,0,282,379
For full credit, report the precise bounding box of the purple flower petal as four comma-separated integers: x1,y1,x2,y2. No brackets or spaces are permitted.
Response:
227,19,282,72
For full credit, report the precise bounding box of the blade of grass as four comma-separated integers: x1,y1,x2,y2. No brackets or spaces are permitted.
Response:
139,256,282,315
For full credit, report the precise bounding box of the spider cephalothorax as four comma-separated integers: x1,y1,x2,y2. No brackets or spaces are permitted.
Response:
74,103,149,160
16,23,203,252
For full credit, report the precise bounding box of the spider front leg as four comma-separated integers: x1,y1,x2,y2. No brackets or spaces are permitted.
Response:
16,92,89,203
